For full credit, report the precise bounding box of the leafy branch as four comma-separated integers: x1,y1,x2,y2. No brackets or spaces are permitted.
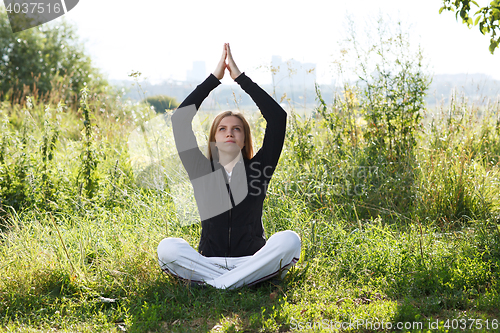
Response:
440,0,500,53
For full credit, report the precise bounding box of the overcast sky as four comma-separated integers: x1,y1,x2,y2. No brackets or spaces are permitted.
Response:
51,0,500,85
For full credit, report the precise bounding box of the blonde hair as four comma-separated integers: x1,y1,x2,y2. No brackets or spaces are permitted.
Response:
208,111,253,160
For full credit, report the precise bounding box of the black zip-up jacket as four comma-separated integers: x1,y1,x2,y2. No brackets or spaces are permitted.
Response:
171,73,287,257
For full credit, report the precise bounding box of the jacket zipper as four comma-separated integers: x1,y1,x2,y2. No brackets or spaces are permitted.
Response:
228,206,232,256
228,182,234,256
225,168,235,257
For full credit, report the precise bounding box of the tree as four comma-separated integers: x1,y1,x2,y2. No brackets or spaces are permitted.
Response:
0,9,107,104
440,0,500,54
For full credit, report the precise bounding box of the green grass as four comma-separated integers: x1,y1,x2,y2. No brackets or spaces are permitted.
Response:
1,86,500,332
1,205,498,332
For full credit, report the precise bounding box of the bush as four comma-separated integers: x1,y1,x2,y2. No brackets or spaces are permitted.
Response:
144,95,179,113
309,15,431,221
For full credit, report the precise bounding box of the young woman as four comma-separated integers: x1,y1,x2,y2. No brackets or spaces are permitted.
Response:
157,43,301,289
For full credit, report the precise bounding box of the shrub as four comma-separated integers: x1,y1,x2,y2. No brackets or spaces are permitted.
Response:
312,15,431,221
144,95,179,113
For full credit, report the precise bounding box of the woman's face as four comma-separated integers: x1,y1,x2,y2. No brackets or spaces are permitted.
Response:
215,116,245,155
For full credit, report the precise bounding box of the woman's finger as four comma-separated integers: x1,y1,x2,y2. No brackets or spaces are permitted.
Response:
221,43,227,60
213,44,228,80
225,43,241,79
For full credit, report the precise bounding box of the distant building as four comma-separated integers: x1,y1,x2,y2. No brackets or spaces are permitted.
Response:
271,56,316,89
187,61,206,82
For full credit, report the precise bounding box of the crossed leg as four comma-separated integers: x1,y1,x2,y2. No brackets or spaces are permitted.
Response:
157,230,301,289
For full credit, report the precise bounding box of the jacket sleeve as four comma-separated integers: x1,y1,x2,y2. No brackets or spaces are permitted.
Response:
235,73,287,172
171,74,221,179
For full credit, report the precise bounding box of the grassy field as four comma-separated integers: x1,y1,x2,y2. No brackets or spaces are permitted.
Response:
0,79,500,333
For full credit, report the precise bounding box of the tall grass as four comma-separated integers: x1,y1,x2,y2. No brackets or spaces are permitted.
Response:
0,80,499,331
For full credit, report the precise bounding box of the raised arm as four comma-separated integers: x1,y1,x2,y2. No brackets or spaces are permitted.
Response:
171,45,227,179
227,44,287,170
172,43,227,127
